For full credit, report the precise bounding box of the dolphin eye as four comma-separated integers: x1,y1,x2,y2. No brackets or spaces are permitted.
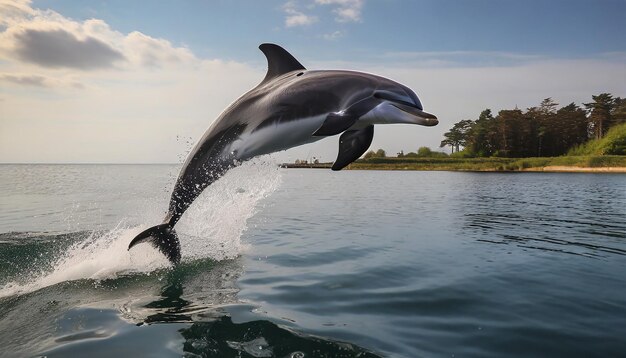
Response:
373,90,421,109
296,72,304,76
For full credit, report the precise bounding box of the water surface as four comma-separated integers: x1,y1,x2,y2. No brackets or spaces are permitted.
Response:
1,164,625,357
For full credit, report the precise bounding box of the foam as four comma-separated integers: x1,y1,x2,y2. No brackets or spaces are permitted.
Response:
0,158,282,298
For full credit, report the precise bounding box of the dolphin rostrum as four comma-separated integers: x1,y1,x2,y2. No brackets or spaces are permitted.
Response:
128,43,438,264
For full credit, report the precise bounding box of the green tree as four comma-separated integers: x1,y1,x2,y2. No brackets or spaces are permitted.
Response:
493,108,526,157
441,93,622,158
440,119,473,153
375,149,386,158
612,97,626,125
585,93,616,139
539,97,558,116
554,103,589,155
466,109,496,156
529,98,559,157
417,146,432,157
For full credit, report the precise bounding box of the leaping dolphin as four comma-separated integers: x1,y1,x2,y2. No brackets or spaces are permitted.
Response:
128,43,438,264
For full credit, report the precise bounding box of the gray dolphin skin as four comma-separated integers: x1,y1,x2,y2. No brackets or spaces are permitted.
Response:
128,43,438,264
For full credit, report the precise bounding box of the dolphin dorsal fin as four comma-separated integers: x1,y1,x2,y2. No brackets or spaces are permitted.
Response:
259,43,305,85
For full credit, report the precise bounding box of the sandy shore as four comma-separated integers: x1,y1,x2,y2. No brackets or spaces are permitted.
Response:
522,166,626,173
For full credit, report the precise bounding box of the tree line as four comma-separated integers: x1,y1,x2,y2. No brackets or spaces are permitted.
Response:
364,147,449,159
440,93,626,157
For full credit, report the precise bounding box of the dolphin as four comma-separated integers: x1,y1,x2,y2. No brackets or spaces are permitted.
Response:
128,43,438,264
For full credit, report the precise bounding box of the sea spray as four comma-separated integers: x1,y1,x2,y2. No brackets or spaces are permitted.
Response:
176,158,282,261
0,158,282,298
0,224,168,298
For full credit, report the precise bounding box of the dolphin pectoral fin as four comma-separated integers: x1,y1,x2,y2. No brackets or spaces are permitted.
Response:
259,43,306,85
332,125,374,171
313,97,380,136
128,224,181,265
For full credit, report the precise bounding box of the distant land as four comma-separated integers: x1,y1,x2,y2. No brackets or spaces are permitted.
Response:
281,156,626,173
282,116,626,173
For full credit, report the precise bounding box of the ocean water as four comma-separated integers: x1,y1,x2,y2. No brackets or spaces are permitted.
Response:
0,163,625,357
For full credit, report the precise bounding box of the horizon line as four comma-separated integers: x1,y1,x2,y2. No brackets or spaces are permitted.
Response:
0,162,182,165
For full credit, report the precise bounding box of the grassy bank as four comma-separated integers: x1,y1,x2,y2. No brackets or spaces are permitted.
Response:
348,155,626,172
568,123,626,156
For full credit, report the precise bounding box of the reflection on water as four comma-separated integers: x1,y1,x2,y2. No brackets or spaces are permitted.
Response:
180,317,380,358
15,252,380,357
130,258,242,324
140,261,381,357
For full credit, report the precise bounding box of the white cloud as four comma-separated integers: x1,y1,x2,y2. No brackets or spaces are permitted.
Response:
281,0,363,33
123,31,195,67
0,3,197,70
283,1,318,27
0,0,34,27
323,30,343,40
0,72,83,88
315,0,364,23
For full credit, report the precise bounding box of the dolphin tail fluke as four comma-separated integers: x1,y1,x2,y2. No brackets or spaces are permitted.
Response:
128,224,181,265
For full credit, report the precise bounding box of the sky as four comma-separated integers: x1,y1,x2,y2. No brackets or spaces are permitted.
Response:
1,0,625,163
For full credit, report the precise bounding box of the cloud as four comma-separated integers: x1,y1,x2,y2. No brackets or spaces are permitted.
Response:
0,73,48,86
315,0,364,23
375,51,547,68
0,0,34,27
123,31,195,67
323,30,343,40
11,28,124,69
283,1,318,27
286,13,318,27
0,2,197,70
0,72,83,88
281,0,363,31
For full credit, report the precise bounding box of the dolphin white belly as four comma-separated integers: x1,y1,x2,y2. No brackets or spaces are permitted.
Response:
230,115,326,160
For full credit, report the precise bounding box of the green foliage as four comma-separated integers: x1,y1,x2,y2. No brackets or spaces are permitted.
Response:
363,149,387,159
568,122,626,156
584,93,619,140
355,155,626,171
450,150,472,158
363,150,376,159
444,94,624,158
416,146,448,158
417,146,432,156
440,119,473,153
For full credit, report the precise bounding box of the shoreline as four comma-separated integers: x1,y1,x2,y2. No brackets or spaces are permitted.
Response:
521,166,626,173
347,166,626,173
281,156,626,173
281,164,626,173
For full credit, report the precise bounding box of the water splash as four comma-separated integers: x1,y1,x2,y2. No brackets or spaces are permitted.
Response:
177,158,282,261
0,158,282,298
0,225,167,298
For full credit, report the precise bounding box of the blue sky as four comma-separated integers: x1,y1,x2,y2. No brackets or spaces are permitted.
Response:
1,0,625,163
34,0,626,60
